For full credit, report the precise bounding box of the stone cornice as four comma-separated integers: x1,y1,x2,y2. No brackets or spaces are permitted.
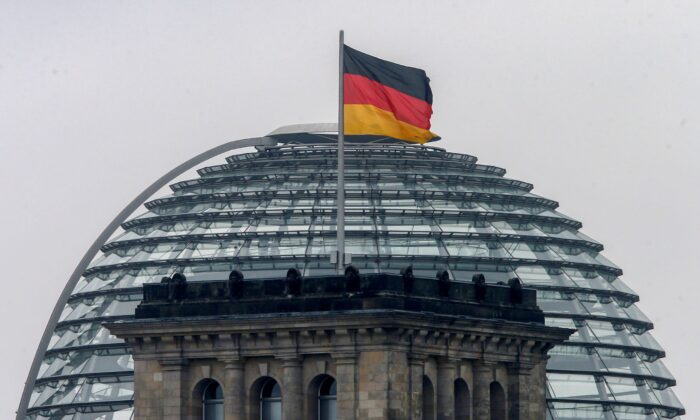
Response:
107,309,572,364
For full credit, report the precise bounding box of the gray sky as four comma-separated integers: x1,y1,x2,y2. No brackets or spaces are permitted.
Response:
1,1,698,417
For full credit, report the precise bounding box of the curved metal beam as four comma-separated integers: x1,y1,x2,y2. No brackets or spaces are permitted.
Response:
16,136,277,419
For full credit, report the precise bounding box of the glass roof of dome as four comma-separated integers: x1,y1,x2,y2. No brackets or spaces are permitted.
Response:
20,128,685,419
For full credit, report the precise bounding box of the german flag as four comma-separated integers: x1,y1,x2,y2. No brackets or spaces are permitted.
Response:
343,45,438,144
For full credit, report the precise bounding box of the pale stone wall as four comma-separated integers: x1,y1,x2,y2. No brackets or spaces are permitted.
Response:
132,358,164,420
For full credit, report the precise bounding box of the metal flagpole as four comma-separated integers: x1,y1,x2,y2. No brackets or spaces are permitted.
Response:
336,30,346,273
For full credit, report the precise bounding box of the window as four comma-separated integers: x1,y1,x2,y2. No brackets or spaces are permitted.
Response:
202,381,223,420
422,376,435,420
318,376,337,420
454,378,470,419
260,378,281,420
489,381,506,420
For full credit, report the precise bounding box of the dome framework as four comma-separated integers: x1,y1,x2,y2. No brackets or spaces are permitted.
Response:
19,126,685,419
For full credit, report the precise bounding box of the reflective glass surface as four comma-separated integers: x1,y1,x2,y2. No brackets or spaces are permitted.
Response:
26,141,684,419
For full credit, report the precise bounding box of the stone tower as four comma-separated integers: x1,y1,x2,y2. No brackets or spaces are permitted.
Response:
107,269,571,420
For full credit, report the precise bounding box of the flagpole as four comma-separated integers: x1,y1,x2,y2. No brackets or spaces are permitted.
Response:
336,29,346,273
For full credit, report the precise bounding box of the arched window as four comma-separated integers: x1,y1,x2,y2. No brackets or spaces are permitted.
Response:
202,381,224,420
454,378,470,419
318,376,337,420
260,378,282,420
422,375,435,420
489,381,506,420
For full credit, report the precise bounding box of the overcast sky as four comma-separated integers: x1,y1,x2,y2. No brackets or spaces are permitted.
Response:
1,1,699,417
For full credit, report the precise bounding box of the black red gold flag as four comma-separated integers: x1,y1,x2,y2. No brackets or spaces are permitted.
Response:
343,45,439,144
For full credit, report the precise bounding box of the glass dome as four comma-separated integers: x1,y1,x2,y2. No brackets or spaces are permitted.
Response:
22,132,684,419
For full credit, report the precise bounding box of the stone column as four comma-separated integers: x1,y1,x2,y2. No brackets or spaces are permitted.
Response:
408,356,426,420
529,360,554,420
472,362,493,420
132,358,161,420
160,358,188,419
506,364,531,420
334,354,358,419
223,358,245,420
357,350,392,419
437,358,457,420
281,356,303,420
387,349,410,419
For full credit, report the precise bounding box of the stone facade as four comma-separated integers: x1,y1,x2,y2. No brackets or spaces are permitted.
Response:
106,271,571,420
